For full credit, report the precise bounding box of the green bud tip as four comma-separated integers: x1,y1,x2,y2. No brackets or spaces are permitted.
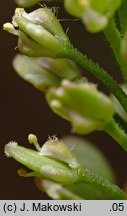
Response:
4,7,72,58
46,80,115,134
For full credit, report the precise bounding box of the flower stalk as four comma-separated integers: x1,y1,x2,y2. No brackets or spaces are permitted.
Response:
4,136,127,199
67,48,127,113
103,19,127,81
104,118,127,151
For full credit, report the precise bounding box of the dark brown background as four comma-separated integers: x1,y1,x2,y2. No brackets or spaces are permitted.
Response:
0,1,127,199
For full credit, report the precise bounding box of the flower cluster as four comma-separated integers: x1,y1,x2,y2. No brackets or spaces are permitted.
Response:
3,0,127,200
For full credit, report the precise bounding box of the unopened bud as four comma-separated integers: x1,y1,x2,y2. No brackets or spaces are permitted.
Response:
4,7,72,58
46,80,115,134
64,0,121,32
13,54,81,91
82,8,107,33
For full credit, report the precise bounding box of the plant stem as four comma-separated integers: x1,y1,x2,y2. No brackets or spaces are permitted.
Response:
67,48,127,113
78,167,127,200
104,118,127,151
114,113,127,133
103,18,127,81
117,0,127,34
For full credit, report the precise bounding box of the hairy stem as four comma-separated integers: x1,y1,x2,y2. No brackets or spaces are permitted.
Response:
103,19,127,81
78,167,127,200
5,142,126,199
67,48,127,113
104,118,127,151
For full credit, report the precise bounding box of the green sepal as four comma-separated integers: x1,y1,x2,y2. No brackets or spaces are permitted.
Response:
13,55,60,91
46,80,115,134
4,137,126,199
4,7,72,58
18,31,58,58
82,8,108,33
13,54,81,91
4,141,79,184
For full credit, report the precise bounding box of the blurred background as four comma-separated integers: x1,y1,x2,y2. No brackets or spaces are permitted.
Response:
1,0,127,199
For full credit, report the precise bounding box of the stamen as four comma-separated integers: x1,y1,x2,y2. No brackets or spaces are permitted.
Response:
28,134,41,152
3,23,19,36
18,168,37,177
17,168,27,177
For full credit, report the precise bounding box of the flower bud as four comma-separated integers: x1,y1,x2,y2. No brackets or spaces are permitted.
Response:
4,139,79,184
82,8,108,33
46,80,115,134
13,55,60,91
65,0,121,17
64,0,121,32
38,57,81,81
4,7,72,58
13,54,81,91
17,31,58,57
90,0,121,15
